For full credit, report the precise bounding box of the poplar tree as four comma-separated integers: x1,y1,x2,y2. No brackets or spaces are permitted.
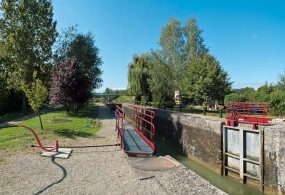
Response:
0,0,57,111
148,16,208,104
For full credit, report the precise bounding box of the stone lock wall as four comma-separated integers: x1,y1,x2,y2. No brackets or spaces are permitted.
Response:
122,103,285,194
122,103,224,174
264,125,285,194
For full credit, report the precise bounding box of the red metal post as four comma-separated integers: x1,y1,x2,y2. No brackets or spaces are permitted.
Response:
17,125,59,151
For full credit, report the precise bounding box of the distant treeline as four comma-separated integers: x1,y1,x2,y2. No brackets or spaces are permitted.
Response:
103,87,130,96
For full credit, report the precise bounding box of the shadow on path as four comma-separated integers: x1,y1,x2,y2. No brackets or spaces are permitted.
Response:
35,157,67,195
62,144,120,148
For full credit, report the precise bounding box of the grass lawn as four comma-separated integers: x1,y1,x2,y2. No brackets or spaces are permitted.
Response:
115,96,134,103
172,106,278,118
0,104,51,124
172,106,222,117
0,104,102,151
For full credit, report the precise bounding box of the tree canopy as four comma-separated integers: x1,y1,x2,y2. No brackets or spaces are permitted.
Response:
54,27,103,90
0,0,57,87
49,57,92,114
182,54,232,104
127,53,151,99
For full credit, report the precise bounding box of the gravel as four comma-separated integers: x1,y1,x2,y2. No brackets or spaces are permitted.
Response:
0,103,227,195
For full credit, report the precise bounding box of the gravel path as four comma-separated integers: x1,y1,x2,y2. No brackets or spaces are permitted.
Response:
0,103,226,195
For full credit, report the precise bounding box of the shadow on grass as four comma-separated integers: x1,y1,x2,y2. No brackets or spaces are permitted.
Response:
54,129,93,139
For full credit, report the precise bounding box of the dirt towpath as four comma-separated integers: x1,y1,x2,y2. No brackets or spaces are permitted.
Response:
0,103,226,195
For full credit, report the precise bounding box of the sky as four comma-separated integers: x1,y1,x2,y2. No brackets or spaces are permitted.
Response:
52,0,285,92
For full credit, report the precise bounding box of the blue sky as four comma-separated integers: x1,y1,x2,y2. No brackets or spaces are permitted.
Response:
52,0,285,92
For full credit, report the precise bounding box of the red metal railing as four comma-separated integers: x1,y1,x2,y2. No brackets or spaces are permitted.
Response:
225,102,272,128
133,106,155,151
17,125,59,152
115,105,125,149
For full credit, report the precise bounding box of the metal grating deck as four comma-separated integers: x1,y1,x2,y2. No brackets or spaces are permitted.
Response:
122,129,154,155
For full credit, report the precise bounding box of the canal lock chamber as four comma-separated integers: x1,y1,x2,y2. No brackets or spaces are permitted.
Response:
122,103,285,195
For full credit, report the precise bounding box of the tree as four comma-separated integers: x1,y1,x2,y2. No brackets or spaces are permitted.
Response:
0,0,57,111
148,51,175,105
270,90,285,116
255,82,274,102
22,76,48,130
54,27,103,90
49,57,92,114
184,16,209,63
224,93,246,103
182,54,232,104
127,53,152,100
238,87,256,102
276,70,285,91
147,16,209,105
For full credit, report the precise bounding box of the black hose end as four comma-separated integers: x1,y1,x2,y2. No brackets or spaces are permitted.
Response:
31,145,35,147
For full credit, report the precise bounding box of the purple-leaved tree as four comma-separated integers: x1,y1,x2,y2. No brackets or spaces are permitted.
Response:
49,57,92,114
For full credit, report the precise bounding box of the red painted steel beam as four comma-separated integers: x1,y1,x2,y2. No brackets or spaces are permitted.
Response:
17,125,59,152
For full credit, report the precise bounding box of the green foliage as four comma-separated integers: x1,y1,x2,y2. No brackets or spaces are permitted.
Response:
182,54,232,104
0,104,101,151
148,51,174,103
277,70,285,91
127,53,152,98
148,16,215,104
22,76,48,129
22,77,48,113
0,0,57,89
270,90,285,115
238,87,256,102
115,96,134,103
0,81,22,115
103,88,130,95
255,82,275,102
54,26,103,90
202,103,207,110
224,93,246,103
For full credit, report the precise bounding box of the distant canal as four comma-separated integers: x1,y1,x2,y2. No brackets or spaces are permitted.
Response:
155,138,264,195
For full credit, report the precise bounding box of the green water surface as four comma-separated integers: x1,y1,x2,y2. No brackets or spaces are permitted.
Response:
155,138,264,195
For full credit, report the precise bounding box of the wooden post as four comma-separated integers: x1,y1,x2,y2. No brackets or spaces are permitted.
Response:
260,129,264,192
239,128,244,183
223,126,227,176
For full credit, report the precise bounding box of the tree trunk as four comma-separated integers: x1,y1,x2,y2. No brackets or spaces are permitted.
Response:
65,105,69,115
203,109,206,116
219,109,223,118
22,92,27,112
38,112,43,130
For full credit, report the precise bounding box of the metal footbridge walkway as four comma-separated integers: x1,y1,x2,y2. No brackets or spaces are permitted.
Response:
116,106,155,156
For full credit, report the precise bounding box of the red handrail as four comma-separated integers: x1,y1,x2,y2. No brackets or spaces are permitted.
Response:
17,125,59,152
133,106,155,144
225,102,272,127
115,106,125,149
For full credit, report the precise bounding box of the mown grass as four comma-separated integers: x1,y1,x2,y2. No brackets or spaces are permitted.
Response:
171,106,222,117
115,96,134,103
0,104,101,151
0,104,51,124
172,106,278,118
